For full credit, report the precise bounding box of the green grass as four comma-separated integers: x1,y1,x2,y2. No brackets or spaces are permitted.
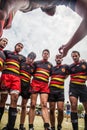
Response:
0,112,84,130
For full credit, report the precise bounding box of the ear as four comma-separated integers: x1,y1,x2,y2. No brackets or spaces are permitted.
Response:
41,6,56,16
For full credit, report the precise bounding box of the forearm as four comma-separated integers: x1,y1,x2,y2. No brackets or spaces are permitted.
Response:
66,19,87,50
2,0,29,17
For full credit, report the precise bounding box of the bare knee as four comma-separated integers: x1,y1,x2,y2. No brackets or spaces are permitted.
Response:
58,107,63,116
30,102,36,110
0,94,8,107
70,97,78,112
21,104,27,110
41,102,47,109
10,94,18,107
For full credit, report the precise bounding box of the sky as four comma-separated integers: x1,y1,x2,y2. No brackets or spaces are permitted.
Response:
4,5,87,105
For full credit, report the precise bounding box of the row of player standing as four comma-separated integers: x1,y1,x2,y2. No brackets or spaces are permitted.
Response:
0,38,53,130
0,38,36,130
48,51,87,130
0,37,87,130
0,0,87,59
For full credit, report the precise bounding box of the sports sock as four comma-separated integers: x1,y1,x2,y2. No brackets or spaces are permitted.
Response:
0,107,4,121
84,113,87,130
44,123,51,130
19,124,24,129
71,112,78,130
7,107,17,130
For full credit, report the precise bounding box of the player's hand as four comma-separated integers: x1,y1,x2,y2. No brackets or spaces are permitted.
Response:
58,45,69,58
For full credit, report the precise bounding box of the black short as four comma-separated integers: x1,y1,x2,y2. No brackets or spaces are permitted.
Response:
69,83,87,102
20,81,31,99
48,87,64,102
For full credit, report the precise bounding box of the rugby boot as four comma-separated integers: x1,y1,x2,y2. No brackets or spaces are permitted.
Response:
2,126,7,130
51,127,55,130
19,127,26,130
29,128,34,130
45,127,52,130
57,126,62,130
2,127,18,130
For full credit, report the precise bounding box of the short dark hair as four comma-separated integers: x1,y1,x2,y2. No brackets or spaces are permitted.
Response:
71,50,80,57
27,52,36,60
15,42,24,48
0,38,8,43
42,49,50,54
55,54,62,59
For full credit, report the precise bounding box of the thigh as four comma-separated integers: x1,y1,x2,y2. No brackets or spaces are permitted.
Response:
69,96,78,111
40,93,48,105
21,98,28,107
57,101,64,111
0,93,8,106
30,93,38,105
49,102,56,111
10,93,19,107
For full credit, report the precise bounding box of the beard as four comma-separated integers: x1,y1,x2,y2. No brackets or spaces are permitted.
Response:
0,45,4,49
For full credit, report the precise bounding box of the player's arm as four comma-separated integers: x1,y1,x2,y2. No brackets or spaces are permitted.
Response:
59,19,87,57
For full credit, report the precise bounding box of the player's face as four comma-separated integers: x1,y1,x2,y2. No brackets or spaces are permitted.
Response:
71,52,80,63
55,56,62,65
42,51,50,61
0,38,8,49
15,43,23,53
26,57,34,65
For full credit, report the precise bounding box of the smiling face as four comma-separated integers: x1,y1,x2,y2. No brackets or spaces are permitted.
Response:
71,51,80,63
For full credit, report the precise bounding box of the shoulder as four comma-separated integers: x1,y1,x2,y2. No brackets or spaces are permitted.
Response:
47,61,53,66
34,60,40,64
62,64,69,68
3,50,11,53
18,54,26,62
69,63,75,68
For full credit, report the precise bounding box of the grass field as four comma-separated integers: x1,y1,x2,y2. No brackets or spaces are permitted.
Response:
0,112,84,130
